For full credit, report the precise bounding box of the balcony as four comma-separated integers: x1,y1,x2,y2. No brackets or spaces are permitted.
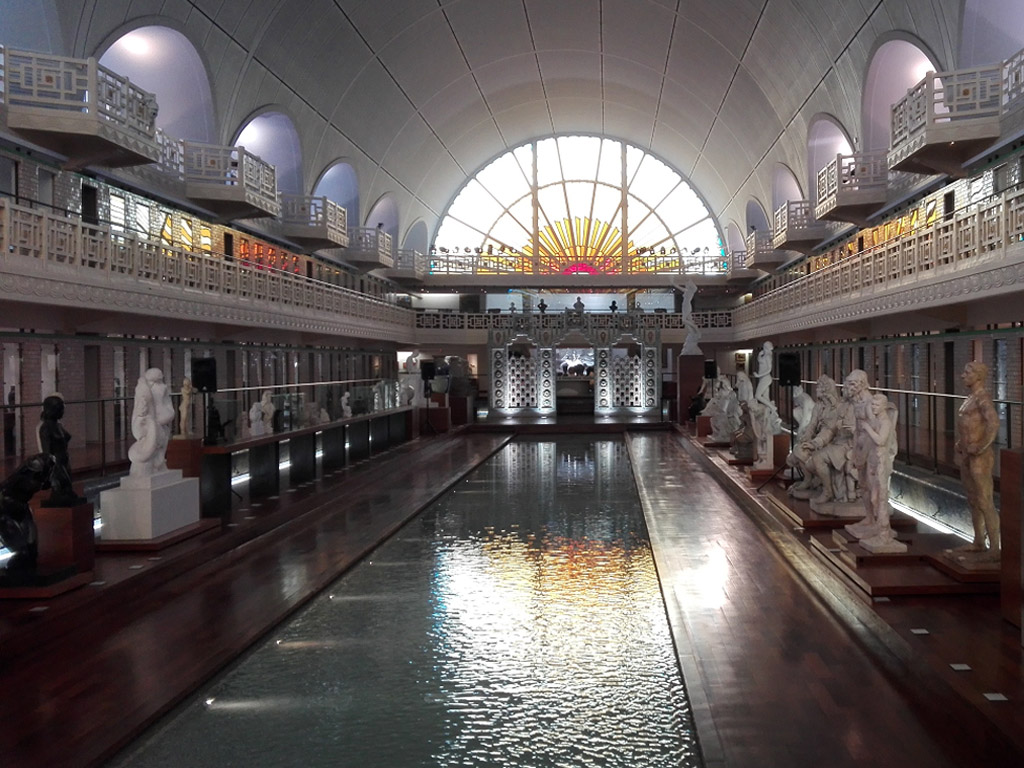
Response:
183,142,280,220
0,47,160,168
278,195,349,251
815,152,889,224
772,201,832,253
380,249,427,286
345,227,394,270
744,230,787,270
889,64,1003,177
726,249,760,283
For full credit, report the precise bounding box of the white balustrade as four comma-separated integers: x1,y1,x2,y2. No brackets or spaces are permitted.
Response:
0,198,411,330
183,142,281,217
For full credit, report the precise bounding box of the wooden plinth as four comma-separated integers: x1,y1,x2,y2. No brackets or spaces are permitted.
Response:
696,415,711,438
167,437,204,478
95,518,220,552
33,501,95,572
0,569,92,599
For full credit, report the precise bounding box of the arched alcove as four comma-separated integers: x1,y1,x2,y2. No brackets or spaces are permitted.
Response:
961,0,1024,67
745,199,769,234
98,25,215,143
771,165,803,212
862,38,936,152
726,221,745,253
806,115,854,201
313,161,360,225
403,220,429,254
366,195,399,239
235,110,303,195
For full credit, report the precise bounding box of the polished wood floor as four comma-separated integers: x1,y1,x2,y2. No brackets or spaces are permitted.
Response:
0,426,1021,767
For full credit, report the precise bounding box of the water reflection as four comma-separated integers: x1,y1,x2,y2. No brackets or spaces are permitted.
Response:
112,437,701,768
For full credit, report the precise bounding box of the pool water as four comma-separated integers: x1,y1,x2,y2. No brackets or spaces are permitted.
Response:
112,437,702,767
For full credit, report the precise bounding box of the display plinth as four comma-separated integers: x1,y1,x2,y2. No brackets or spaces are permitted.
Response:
167,437,204,478
33,501,95,572
99,469,201,540
696,415,712,437
998,449,1021,628
0,568,92,599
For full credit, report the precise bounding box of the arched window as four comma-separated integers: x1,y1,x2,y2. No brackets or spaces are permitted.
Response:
806,116,854,201
235,111,303,195
99,25,215,143
313,162,359,224
433,136,723,275
863,39,936,152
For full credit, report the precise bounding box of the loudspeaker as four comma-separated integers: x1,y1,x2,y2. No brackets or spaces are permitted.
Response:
703,359,717,379
420,360,436,381
778,352,801,387
193,358,218,393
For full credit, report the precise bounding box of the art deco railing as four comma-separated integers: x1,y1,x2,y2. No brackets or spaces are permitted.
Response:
425,249,728,277
279,194,349,246
414,309,733,332
815,151,889,217
735,184,1024,330
0,198,411,328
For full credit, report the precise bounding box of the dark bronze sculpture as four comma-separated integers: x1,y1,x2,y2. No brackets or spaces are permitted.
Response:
38,395,85,507
0,453,54,571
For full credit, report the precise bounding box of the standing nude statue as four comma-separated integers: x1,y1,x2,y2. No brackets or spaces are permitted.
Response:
953,361,1000,561
179,377,194,437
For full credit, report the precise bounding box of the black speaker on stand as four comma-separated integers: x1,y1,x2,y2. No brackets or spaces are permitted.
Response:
192,358,220,446
703,359,717,379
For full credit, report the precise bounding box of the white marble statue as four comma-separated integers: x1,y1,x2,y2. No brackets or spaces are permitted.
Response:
319,407,331,424
676,279,703,355
787,374,859,507
128,375,158,477
404,351,421,373
845,381,903,552
147,368,175,473
753,340,783,436
791,385,814,437
248,399,266,437
341,391,352,419
261,390,276,435
178,377,194,437
701,375,740,442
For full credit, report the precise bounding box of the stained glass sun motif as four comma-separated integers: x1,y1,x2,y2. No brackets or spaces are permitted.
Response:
433,136,724,276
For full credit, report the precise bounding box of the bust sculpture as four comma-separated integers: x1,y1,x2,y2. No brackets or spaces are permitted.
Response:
952,361,1000,562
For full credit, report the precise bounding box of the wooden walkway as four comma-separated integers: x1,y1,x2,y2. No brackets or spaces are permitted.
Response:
0,428,1021,767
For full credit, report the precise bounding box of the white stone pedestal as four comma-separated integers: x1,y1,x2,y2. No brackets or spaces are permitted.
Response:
99,469,200,540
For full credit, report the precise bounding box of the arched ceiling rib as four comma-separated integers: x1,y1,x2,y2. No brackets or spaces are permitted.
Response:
54,0,960,227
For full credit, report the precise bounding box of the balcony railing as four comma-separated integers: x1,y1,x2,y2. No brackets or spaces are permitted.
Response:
735,184,1024,333
345,227,394,270
279,195,349,250
0,197,411,333
380,248,428,285
815,151,889,222
183,142,280,219
0,46,160,167
772,200,832,252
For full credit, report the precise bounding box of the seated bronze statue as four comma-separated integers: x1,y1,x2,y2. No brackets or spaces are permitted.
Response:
0,453,55,572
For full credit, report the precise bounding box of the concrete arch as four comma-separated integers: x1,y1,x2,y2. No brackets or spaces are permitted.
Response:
234,107,304,195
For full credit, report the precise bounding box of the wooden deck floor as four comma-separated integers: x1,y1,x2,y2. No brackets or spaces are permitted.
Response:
0,428,1020,767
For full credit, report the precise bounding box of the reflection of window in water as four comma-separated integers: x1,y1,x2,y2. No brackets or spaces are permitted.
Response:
995,338,1008,447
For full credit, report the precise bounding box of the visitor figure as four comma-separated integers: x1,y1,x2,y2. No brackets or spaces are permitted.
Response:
0,453,55,572
537,299,548,314
953,361,1000,561
36,394,84,507
573,296,585,312
609,300,618,313
179,377,194,437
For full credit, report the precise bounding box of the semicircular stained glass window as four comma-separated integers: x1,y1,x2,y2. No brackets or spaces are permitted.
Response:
433,136,725,276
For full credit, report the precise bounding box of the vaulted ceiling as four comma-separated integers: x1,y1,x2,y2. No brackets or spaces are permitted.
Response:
24,0,961,235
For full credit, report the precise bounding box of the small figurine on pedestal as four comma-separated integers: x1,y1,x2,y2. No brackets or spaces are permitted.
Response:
37,394,85,507
179,377,194,437
261,391,276,435
949,361,1000,563
249,399,266,437
341,391,353,419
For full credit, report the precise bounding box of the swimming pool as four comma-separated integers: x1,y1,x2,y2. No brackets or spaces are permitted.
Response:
111,436,702,767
